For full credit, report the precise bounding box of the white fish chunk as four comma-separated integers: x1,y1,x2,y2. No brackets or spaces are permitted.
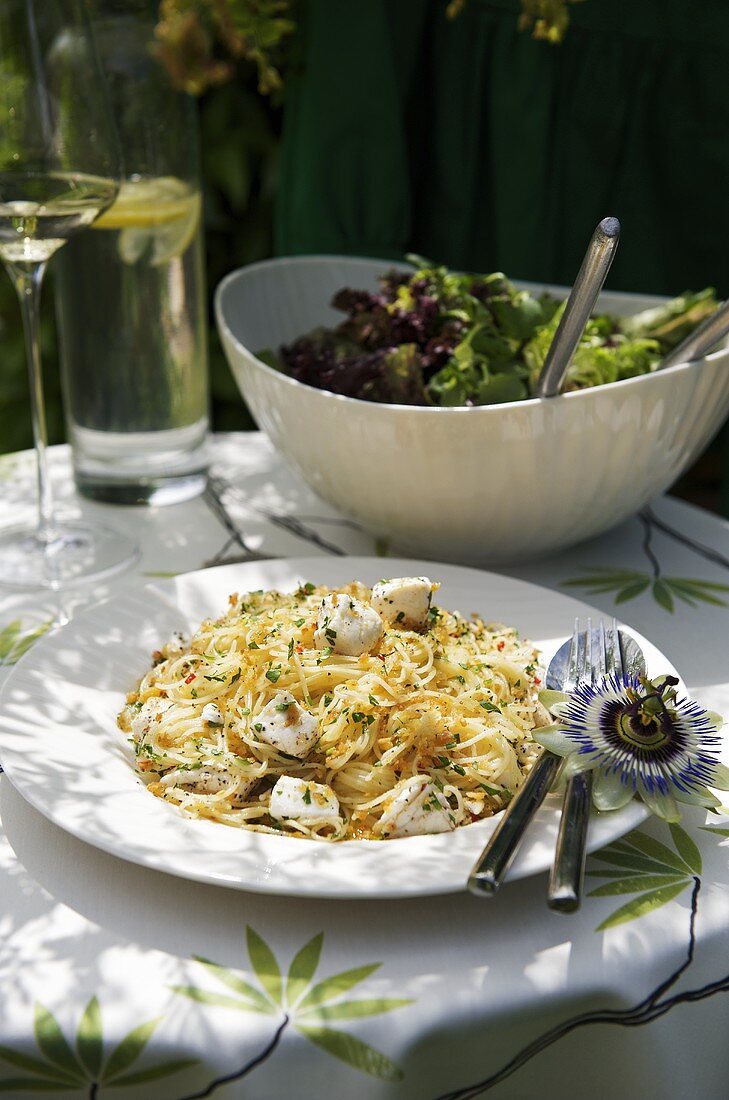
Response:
314,594,383,656
201,702,223,725
253,691,319,758
371,576,436,630
374,775,455,838
269,776,340,823
159,766,255,805
131,696,174,740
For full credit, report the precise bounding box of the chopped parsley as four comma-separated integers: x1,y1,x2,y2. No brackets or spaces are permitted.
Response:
480,700,501,714
266,668,282,683
204,673,226,683
303,787,312,805
275,700,293,712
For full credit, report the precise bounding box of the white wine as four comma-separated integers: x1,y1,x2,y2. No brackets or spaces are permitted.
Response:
0,171,117,263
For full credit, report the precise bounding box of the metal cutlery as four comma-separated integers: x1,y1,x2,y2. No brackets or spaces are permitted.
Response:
467,619,644,900
467,624,582,897
548,619,632,912
658,296,729,371
534,217,621,398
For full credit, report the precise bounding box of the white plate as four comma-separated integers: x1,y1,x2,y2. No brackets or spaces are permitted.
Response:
0,558,674,899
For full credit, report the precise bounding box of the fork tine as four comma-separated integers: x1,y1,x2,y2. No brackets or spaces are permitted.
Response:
563,617,581,691
585,617,592,683
597,619,607,679
612,617,624,679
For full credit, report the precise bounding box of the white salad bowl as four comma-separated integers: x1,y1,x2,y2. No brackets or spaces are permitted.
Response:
215,255,729,564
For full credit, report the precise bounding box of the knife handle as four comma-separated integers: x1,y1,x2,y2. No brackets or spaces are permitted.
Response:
468,750,562,896
547,770,594,912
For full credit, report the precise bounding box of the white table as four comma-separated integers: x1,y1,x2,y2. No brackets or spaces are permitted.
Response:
1,433,728,1100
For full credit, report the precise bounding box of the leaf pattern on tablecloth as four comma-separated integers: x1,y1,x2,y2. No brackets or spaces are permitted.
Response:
0,619,52,666
587,824,701,930
0,1000,196,1094
562,569,729,611
171,925,411,1090
561,508,729,612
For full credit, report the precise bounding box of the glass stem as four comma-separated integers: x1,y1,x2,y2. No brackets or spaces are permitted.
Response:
8,260,53,540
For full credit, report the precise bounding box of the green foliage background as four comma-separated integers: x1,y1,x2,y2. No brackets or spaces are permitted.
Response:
0,70,279,451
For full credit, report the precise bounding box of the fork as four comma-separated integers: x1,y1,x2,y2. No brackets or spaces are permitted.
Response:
546,617,624,913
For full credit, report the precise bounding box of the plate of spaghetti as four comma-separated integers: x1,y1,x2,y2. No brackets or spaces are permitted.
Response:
0,558,658,897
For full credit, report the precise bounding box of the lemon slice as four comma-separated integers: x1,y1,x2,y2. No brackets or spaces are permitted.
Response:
95,177,201,266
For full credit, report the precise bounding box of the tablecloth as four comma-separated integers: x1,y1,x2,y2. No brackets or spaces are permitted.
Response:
1,433,728,1100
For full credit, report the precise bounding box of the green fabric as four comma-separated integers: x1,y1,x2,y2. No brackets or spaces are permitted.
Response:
276,0,729,298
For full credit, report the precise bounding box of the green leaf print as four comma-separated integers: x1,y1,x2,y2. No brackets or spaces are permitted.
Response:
192,956,276,1014
561,569,729,611
298,999,412,1021
105,1059,197,1087
0,621,21,660
296,1026,403,1081
169,986,276,1015
0,619,52,666
76,997,103,1080
286,933,324,1006
0,1003,195,1094
0,1046,79,1085
588,873,688,897
100,1016,162,1083
296,965,381,1013
33,1005,85,1081
176,928,411,1084
588,826,697,930
246,925,284,1007
595,882,690,931
668,823,703,875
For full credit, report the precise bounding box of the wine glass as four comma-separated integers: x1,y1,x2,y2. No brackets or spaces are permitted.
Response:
0,0,138,588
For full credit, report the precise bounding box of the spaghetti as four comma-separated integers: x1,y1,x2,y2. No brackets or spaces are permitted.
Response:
118,579,548,840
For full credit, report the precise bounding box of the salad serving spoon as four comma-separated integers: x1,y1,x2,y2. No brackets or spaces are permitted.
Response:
658,296,729,370
534,217,621,398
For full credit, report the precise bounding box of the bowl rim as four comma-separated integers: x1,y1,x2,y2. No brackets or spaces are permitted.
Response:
215,254,729,416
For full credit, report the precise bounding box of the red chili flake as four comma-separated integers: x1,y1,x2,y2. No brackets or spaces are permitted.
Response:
533,676,541,685
184,672,196,684
497,640,505,651
295,645,304,654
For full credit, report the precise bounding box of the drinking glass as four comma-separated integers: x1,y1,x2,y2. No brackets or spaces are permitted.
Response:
0,0,137,587
54,0,210,506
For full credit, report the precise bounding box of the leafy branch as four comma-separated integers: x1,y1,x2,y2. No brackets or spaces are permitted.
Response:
155,0,585,97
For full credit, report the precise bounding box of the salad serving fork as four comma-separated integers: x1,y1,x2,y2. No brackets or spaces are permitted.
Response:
468,619,643,905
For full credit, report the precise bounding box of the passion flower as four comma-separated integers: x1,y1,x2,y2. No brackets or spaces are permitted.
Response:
535,674,728,822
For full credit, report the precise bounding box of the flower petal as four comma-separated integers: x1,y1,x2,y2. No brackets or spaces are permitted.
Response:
674,786,721,809
531,727,576,757
709,761,729,791
538,689,570,714
592,769,635,811
640,784,681,822
560,753,597,781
